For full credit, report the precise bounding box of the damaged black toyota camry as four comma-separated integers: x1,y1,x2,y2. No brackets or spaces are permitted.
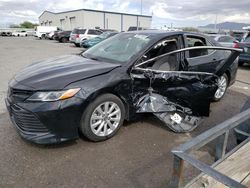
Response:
6,31,242,144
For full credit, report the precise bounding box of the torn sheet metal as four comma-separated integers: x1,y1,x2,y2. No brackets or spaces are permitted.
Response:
131,70,218,117
135,92,203,132
131,70,218,132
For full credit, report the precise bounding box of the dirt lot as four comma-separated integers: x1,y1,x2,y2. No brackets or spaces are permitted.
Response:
0,37,249,188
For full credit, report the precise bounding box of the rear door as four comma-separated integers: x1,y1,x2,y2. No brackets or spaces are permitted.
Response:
184,34,225,73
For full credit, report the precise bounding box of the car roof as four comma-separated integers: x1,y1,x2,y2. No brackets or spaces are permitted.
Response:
123,30,209,39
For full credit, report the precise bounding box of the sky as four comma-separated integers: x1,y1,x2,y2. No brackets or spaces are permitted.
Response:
0,0,250,28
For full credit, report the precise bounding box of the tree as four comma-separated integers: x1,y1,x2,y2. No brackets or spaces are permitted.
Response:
20,21,39,28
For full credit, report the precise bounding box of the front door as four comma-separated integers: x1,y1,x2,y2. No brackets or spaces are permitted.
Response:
184,35,225,73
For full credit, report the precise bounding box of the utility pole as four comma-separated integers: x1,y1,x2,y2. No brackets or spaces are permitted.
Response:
215,13,218,30
140,0,142,15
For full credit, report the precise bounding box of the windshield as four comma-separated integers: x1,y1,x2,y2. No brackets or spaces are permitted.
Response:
82,33,152,63
99,32,113,39
243,36,250,43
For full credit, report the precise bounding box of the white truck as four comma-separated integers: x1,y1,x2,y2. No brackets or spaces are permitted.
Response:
35,26,59,39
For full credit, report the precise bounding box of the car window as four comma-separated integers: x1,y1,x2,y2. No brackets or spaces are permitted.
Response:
88,29,101,35
218,36,234,43
72,29,86,34
186,36,213,58
243,37,250,42
138,37,179,71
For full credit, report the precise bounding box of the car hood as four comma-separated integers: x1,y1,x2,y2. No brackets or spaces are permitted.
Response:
13,55,120,90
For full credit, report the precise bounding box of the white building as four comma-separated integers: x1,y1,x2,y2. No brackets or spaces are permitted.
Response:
39,9,152,31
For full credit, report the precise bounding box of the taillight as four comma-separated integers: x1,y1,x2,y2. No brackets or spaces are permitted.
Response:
233,43,239,48
76,34,79,38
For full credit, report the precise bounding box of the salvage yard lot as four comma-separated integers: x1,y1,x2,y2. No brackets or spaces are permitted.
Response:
0,37,249,187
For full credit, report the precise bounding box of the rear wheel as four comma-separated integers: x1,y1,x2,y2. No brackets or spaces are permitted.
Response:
61,37,68,43
213,73,228,102
80,94,125,141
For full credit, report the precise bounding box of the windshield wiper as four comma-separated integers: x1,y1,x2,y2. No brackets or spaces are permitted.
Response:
88,57,100,61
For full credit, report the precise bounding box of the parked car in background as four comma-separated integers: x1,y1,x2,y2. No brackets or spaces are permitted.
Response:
80,31,118,48
99,29,118,32
69,28,103,47
12,31,28,37
54,30,72,43
235,32,250,66
35,26,59,39
208,34,238,48
127,26,147,31
230,31,246,42
0,31,12,36
6,31,241,144
46,30,60,40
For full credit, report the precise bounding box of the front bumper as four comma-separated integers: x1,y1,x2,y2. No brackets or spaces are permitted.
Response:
5,96,84,144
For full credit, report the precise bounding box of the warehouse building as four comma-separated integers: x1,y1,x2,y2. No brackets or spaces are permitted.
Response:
39,9,152,31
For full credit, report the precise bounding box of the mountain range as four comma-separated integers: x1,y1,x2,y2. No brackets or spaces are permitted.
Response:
199,22,250,30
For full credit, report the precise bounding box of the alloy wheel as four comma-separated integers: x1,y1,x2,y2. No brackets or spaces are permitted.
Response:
214,75,227,100
90,101,121,137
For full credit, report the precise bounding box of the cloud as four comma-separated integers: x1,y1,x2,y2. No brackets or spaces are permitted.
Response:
0,0,250,27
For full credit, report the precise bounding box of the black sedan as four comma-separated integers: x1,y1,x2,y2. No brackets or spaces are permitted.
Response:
6,31,241,144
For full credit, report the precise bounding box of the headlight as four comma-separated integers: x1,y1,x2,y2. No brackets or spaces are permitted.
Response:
27,88,81,102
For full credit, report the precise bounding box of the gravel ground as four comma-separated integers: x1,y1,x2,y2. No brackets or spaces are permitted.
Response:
0,36,249,188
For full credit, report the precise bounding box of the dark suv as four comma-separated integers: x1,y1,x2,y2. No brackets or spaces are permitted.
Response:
237,32,250,66
54,31,72,43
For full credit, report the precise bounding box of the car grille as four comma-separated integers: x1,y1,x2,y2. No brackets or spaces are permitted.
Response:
10,104,49,133
8,88,34,102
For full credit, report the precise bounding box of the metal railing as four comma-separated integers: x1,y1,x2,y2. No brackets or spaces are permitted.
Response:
170,108,250,188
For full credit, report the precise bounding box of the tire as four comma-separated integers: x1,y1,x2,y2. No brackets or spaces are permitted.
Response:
41,34,46,40
80,94,125,142
213,73,228,102
61,37,68,43
17,34,20,37
74,43,80,47
239,61,244,66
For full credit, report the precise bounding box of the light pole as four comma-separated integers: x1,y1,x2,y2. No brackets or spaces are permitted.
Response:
140,0,142,15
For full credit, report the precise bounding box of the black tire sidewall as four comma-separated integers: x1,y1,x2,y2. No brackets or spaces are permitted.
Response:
80,94,125,141
62,37,68,43
239,61,244,66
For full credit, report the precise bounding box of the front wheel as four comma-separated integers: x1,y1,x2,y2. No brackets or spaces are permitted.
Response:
80,94,125,141
213,74,228,102
41,34,46,39
74,43,80,47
